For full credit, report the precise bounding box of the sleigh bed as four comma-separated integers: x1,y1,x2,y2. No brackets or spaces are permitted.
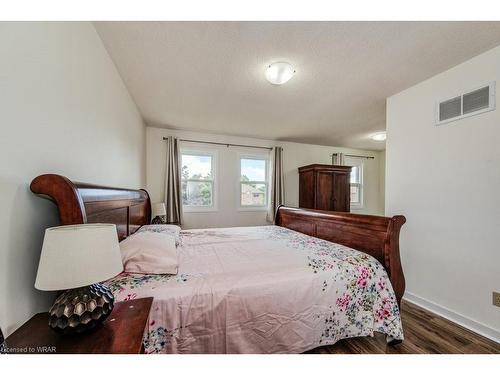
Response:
30,174,406,353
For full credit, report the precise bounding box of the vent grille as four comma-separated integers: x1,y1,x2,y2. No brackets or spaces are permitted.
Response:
436,82,495,125
463,86,489,114
439,96,461,121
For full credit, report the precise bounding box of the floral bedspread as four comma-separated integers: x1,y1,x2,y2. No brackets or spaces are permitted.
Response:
104,226,403,353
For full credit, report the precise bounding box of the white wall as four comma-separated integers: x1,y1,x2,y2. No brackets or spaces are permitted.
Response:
0,22,146,335
379,150,386,214
386,45,500,340
147,127,385,229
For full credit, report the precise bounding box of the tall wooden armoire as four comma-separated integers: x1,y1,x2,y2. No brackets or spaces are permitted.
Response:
298,164,352,212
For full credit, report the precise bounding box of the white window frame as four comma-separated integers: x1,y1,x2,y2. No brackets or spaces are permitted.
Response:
180,149,218,212
238,153,270,211
344,157,364,210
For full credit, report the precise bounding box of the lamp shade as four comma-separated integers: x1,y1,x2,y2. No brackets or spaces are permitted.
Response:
152,202,166,217
35,224,123,291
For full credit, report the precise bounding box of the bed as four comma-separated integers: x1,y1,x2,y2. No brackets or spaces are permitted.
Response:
30,174,406,354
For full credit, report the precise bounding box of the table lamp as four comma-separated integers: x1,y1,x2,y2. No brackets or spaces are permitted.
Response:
35,224,123,335
151,202,167,224
0,327,5,353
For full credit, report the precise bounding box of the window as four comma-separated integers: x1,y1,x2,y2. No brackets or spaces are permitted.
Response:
181,151,215,210
239,156,269,208
345,158,363,208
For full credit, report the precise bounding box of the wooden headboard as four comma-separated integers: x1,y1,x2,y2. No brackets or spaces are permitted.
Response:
30,174,151,241
275,206,406,306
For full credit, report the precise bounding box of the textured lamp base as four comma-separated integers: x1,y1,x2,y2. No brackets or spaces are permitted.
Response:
0,327,6,354
151,215,167,224
48,283,114,335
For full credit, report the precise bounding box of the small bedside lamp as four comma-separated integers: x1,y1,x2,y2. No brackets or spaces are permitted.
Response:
0,327,5,354
151,202,167,224
35,224,123,335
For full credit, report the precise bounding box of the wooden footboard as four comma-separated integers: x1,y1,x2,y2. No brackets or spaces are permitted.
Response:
275,206,406,306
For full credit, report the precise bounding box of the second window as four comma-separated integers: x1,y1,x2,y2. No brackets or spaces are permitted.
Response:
239,156,269,208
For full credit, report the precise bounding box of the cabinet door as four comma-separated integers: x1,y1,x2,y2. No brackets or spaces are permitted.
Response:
332,171,350,212
299,170,315,208
316,172,335,210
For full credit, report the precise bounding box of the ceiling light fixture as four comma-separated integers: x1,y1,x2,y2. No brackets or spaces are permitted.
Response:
371,132,387,141
265,62,295,85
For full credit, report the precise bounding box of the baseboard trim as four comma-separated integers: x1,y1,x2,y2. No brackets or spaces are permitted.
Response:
403,292,500,344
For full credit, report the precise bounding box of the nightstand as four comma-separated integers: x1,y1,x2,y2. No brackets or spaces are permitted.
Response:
5,297,153,354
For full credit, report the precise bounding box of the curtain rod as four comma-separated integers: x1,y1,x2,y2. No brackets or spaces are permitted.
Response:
162,137,273,150
331,152,375,160
161,138,373,157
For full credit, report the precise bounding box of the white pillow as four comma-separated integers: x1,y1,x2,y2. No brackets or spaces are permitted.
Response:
137,224,181,246
120,231,178,275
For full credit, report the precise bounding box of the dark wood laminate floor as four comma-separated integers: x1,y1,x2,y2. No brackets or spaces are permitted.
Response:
307,300,500,354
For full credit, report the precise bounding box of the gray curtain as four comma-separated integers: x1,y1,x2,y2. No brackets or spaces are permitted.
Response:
267,146,285,223
332,152,345,165
164,136,183,225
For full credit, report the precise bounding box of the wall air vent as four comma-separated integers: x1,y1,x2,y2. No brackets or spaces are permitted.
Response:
436,82,495,125
439,96,462,122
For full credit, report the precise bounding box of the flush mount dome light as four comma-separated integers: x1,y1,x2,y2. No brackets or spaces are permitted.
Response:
265,62,295,85
371,132,387,141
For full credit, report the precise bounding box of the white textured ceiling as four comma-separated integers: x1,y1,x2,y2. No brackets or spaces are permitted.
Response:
94,21,500,150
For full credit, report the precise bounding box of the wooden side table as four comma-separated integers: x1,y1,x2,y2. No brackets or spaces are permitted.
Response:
4,297,153,354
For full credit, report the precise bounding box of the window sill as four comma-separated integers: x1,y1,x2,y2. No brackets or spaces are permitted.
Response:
238,206,268,212
183,207,218,213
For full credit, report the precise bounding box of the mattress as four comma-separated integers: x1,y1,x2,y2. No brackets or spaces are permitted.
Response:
104,225,403,353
